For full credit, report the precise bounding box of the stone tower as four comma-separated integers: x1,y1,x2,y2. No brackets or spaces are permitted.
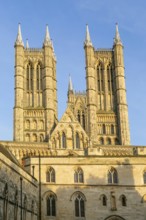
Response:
14,24,58,142
84,24,130,145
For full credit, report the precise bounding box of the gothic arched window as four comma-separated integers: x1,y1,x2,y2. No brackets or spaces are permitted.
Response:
107,64,114,93
75,193,85,217
40,134,44,142
37,63,43,91
74,168,84,183
143,170,146,184
26,62,33,91
76,133,80,149
120,195,127,206
108,167,118,184
62,132,66,149
111,124,114,134
46,193,56,216
107,137,111,145
82,112,85,130
46,167,55,183
97,63,104,92
99,137,104,145
102,124,106,134
100,194,107,206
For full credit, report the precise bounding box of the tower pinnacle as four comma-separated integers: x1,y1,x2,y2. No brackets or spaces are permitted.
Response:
26,39,29,49
15,23,24,46
114,23,122,45
68,75,73,92
43,25,52,46
84,24,92,47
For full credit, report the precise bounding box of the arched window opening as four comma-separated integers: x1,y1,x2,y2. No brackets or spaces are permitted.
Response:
99,137,104,145
77,111,81,123
102,124,106,134
40,120,44,130
76,133,80,149
108,167,118,184
107,64,114,93
97,63,104,92
121,195,127,207
3,183,8,220
75,194,85,217
40,134,44,142
37,63,42,91
107,138,111,145
26,62,33,91
115,138,119,145
46,167,55,183
111,124,114,134
47,193,56,216
101,195,107,206
82,113,85,130
143,171,146,184
74,168,84,183
62,132,66,149
25,120,30,129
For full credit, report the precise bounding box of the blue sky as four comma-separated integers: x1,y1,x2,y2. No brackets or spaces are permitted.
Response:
0,0,146,145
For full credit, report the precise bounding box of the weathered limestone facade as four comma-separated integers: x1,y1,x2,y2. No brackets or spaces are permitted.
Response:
0,145,38,220
0,24,145,220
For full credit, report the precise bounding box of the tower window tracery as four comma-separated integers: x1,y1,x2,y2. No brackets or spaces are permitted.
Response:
46,167,55,183
76,133,80,149
75,193,85,217
26,62,33,91
97,63,104,92
108,167,118,184
46,193,56,217
74,168,84,183
37,63,43,91
107,64,114,93
62,132,66,148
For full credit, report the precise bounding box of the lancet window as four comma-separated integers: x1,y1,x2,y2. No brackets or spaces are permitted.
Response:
26,62,33,91
74,168,84,183
62,132,66,149
97,63,104,92
76,133,80,149
46,167,55,183
108,167,118,184
107,64,114,93
37,63,43,91
75,193,85,217
46,193,56,217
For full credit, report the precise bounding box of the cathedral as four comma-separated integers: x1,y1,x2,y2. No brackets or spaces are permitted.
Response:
0,23,146,220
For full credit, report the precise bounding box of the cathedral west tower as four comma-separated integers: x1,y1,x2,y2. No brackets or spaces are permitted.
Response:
84,24,130,145
14,24,58,142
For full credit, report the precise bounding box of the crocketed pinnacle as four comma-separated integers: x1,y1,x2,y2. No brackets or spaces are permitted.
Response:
68,75,73,91
114,23,122,45
43,25,52,47
26,39,29,49
15,23,24,46
84,24,92,47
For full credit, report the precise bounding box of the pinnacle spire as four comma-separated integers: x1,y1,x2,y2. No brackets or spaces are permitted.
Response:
26,39,29,49
43,25,52,46
114,23,122,45
84,24,92,47
15,23,24,46
68,75,73,91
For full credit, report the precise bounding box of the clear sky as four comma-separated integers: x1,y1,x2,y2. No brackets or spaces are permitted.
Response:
0,0,146,145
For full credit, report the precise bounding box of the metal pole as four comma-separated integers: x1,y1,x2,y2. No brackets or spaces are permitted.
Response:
39,154,42,220
20,177,23,220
